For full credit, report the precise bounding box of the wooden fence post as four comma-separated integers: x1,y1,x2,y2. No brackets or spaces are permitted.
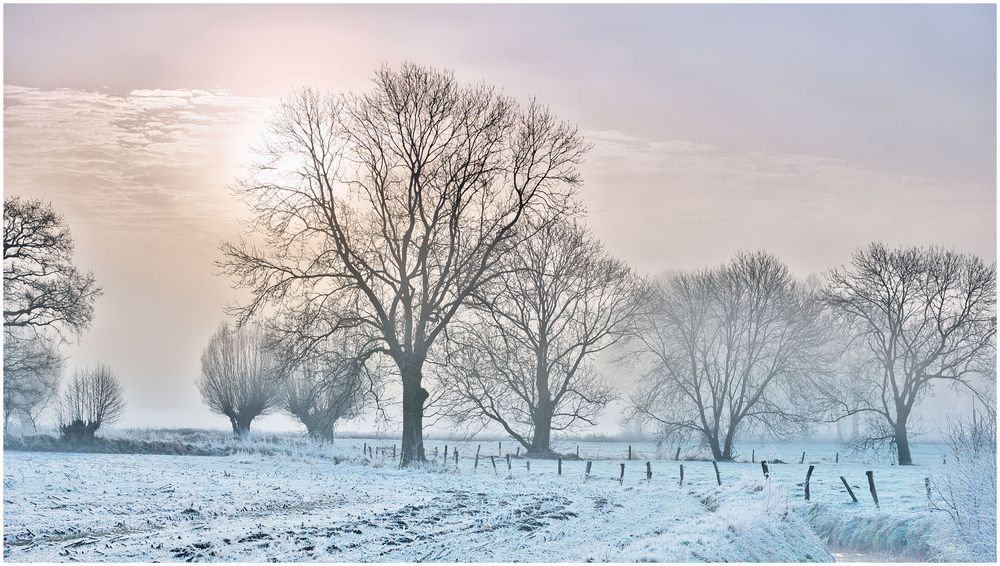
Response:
516,447,520,457
678,464,684,487
444,445,448,462
434,446,439,458
454,449,458,466
506,454,511,470
585,461,592,478
646,461,652,480
619,463,625,485
761,460,769,478
800,451,806,464
675,446,681,461
475,445,481,469
490,455,497,475
558,457,562,476
835,452,838,464
751,449,755,463
498,441,502,457
840,476,858,503
363,442,367,456
712,461,721,486
392,445,396,460
865,470,879,507
628,445,632,460
526,460,530,471
576,445,580,458
804,465,815,501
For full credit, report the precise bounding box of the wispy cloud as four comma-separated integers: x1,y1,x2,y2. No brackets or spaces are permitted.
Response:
4,85,272,249
581,129,995,275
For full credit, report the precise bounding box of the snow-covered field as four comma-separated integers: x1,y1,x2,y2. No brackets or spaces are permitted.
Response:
1,439,968,562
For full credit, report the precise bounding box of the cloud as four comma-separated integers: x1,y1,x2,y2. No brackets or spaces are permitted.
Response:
3,85,272,249
579,129,995,276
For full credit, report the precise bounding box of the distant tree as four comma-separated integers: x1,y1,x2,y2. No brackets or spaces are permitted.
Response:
629,251,832,461
198,323,284,437
823,243,996,465
440,219,643,456
3,195,101,427
283,353,366,441
58,362,126,443
220,63,586,465
3,336,62,431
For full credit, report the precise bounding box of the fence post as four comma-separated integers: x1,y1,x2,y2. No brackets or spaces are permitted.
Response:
498,441,502,457
585,461,592,479
364,442,367,456
434,446,438,458
751,449,755,463
646,461,652,480
761,460,769,478
558,457,562,476
628,445,632,460
454,449,458,466
444,445,448,462
804,465,815,501
800,451,806,464
712,461,721,486
490,455,497,475
576,445,580,458
840,476,858,503
526,460,530,471
675,446,681,461
866,470,879,507
619,463,625,485
516,447,520,457
475,445,481,469
392,445,396,460
678,464,684,487
506,454,511,470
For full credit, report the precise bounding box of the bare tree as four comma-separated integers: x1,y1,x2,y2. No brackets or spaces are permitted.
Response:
439,219,642,456
823,243,996,465
629,251,832,461
198,323,284,437
220,63,586,465
3,195,101,427
4,195,101,339
3,336,62,431
58,362,126,443
283,352,366,441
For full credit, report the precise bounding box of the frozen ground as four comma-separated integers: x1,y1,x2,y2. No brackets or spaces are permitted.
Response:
2,439,969,562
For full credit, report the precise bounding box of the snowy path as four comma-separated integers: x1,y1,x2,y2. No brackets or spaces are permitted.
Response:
4,452,832,562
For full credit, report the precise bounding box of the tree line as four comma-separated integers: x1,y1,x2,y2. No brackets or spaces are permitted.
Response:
4,64,995,467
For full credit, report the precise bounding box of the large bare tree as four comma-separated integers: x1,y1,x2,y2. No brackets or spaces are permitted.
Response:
629,251,832,461
220,64,586,465
823,243,996,465
440,219,642,456
4,195,101,339
198,323,285,437
3,195,101,427
58,362,126,443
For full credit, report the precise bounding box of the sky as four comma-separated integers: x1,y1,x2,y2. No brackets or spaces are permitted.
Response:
3,4,996,435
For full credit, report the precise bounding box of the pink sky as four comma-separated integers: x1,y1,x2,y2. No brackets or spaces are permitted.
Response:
3,4,995,433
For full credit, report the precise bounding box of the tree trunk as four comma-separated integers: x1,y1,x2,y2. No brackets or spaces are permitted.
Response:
530,405,553,454
400,360,428,466
233,414,253,438
707,434,724,461
895,419,913,466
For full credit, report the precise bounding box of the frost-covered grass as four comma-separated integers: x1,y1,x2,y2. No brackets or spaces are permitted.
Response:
3,435,982,562
4,450,834,562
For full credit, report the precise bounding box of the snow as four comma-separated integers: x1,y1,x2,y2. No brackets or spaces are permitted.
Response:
2,437,982,562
